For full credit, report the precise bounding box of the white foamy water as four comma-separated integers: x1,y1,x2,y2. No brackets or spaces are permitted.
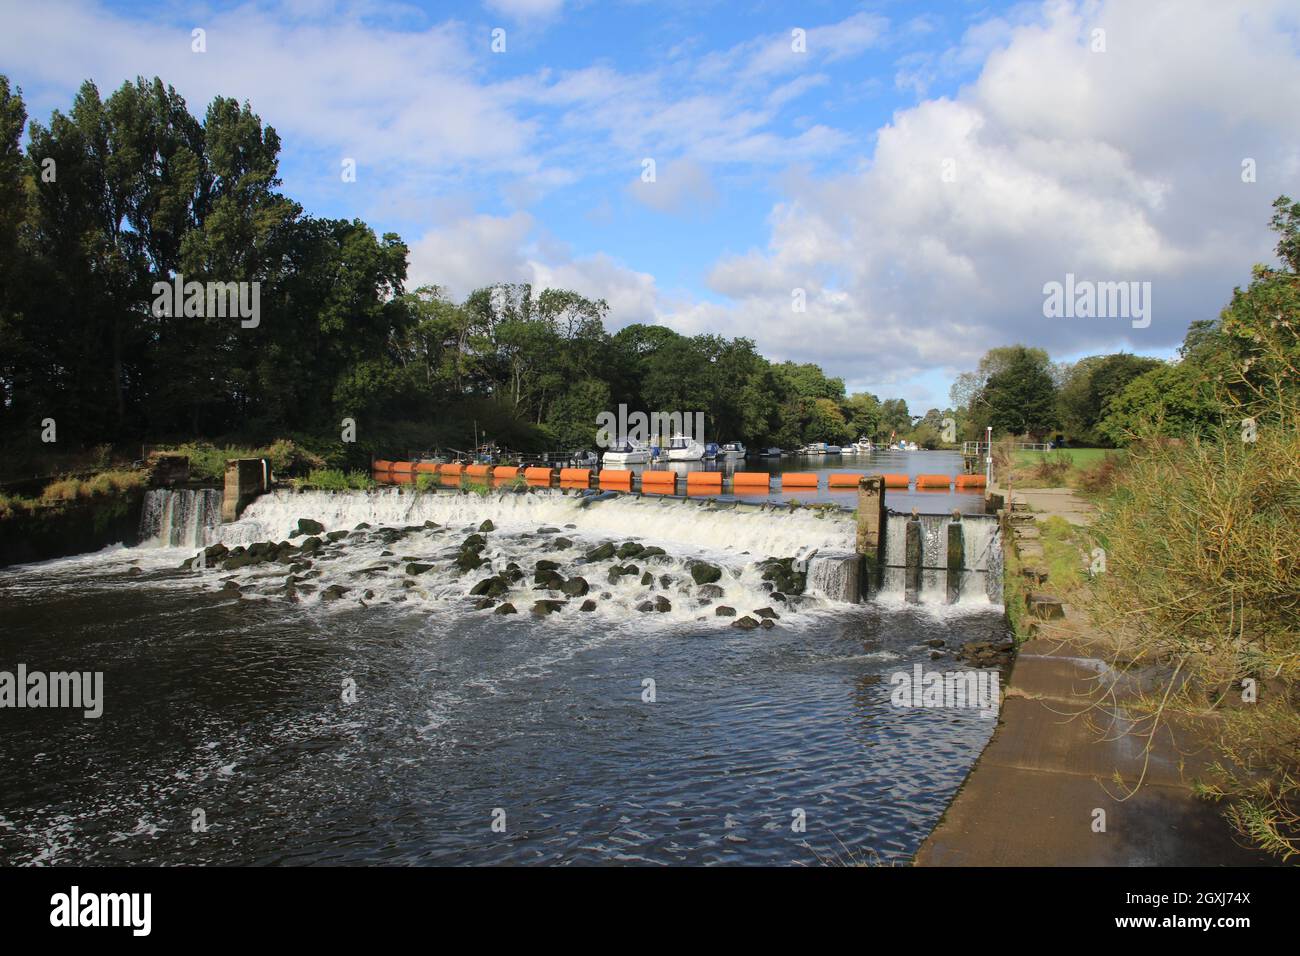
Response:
152,487,869,627
882,513,1002,604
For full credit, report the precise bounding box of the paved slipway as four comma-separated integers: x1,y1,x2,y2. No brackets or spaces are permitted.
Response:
915,486,1271,866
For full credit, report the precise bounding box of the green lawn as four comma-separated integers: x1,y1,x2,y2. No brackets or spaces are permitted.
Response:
1011,448,1116,469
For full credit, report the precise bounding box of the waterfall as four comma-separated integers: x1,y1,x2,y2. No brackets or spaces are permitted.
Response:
139,489,223,548
881,513,1003,605
806,551,861,603
217,488,857,559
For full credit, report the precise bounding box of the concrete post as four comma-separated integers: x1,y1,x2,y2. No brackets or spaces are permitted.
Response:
905,508,923,604
947,509,964,605
223,457,269,522
856,475,886,600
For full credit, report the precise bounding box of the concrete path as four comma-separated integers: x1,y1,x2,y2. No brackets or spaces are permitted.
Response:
915,491,1270,866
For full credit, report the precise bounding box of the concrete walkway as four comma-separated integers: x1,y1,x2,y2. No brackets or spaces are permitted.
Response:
915,489,1269,866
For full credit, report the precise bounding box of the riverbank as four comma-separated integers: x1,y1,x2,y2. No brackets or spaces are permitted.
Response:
0,479,149,567
915,486,1272,865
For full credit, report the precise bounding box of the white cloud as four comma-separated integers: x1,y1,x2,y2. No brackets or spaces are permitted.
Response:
408,213,658,325
661,0,1300,411
484,0,565,22
628,158,718,215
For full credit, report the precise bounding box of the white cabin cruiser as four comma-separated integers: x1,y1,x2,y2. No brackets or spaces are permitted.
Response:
602,440,651,465
719,442,746,458
667,433,706,461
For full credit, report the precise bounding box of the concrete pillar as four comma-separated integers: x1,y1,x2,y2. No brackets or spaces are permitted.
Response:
905,508,923,604
947,510,964,605
222,458,269,522
147,453,190,487
856,475,886,600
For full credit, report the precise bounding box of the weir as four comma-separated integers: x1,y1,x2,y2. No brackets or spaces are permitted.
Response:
148,468,1002,608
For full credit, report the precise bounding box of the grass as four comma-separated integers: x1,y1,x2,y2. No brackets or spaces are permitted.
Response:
1,467,151,521
292,468,376,491
1007,447,1127,490
1086,417,1300,859
1037,515,1086,596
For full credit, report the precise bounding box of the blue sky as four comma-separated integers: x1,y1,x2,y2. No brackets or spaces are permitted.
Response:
4,0,1300,412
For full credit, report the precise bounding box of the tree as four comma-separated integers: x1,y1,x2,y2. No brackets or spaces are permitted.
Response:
976,346,1058,437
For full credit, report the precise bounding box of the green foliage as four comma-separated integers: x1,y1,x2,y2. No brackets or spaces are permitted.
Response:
293,468,375,491
975,346,1058,437
162,440,324,480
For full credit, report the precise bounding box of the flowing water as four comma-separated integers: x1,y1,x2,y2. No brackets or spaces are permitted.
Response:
0,486,1009,866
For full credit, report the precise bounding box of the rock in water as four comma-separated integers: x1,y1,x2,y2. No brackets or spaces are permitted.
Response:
584,542,616,561
560,576,590,597
731,615,760,630
689,562,722,585
479,519,495,532
495,603,517,615
580,599,597,612
715,605,737,617
297,518,325,536
532,600,566,616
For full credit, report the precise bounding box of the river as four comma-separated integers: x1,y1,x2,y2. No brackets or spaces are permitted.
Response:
0,478,1008,866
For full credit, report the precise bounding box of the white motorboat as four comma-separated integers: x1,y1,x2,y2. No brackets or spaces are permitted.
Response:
854,438,874,453
759,447,783,457
667,433,706,461
719,442,746,458
602,440,651,465
824,444,843,454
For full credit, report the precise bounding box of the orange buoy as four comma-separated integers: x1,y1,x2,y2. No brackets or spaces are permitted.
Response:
954,474,987,488
731,472,771,487
599,468,634,486
558,468,592,485
882,473,909,488
523,466,554,483
781,472,819,489
826,472,864,488
685,472,723,492
493,466,520,480
915,474,951,489
464,464,492,479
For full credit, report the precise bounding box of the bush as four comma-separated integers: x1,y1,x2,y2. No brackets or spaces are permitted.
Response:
293,469,375,491
164,440,326,481
1088,420,1300,858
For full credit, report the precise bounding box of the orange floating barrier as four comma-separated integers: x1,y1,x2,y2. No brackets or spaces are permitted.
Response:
954,474,987,488
781,472,819,489
640,470,676,486
372,459,394,472
599,468,633,487
685,472,723,492
390,471,414,485
391,461,414,474
523,466,554,483
732,472,771,487
493,466,519,480
827,472,864,488
882,473,910,488
439,463,462,478
464,464,492,479
915,474,952,489
558,468,592,485
414,461,439,474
